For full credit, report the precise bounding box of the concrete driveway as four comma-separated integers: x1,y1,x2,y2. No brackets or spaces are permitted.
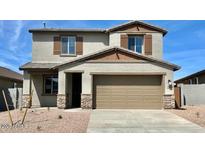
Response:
87,110,205,133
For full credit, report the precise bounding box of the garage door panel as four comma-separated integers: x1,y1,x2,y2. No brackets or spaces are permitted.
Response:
97,87,162,93
94,75,163,109
97,104,162,109
97,90,162,95
98,93,162,97
97,85,161,89
95,75,162,85
97,98,162,103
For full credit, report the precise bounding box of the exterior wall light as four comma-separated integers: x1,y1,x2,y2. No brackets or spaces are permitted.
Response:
168,80,173,89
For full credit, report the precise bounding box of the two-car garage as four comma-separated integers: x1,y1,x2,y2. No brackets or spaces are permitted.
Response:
93,75,164,109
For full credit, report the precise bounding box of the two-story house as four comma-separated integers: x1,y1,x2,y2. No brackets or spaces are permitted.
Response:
20,20,180,109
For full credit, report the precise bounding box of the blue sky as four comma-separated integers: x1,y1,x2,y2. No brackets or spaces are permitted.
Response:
0,20,205,80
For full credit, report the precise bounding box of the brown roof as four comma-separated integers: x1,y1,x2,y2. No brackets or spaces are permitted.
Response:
53,46,180,71
175,69,205,83
19,62,60,70
29,28,105,33
106,20,168,35
0,66,23,82
29,20,167,35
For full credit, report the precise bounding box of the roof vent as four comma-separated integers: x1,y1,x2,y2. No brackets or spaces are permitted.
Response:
42,22,46,28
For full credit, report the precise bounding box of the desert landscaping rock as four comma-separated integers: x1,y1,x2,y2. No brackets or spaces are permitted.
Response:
169,105,205,128
0,108,90,133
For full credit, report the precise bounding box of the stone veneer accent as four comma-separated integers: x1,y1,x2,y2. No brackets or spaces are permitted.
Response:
163,94,175,109
81,94,92,109
22,94,31,108
57,94,67,109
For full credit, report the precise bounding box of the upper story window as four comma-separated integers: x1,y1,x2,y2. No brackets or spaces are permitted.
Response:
61,36,76,55
128,36,144,53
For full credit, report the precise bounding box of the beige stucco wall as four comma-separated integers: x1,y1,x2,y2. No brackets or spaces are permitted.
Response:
22,62,174,107
31,74,57,107
109,32,163,59
23,71,30,94
32,31,163,63
66,73,72,107
23,71,57,107
59,62,174,95
32,32,109,63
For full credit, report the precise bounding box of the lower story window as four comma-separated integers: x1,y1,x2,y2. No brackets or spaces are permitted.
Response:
44,74,58,94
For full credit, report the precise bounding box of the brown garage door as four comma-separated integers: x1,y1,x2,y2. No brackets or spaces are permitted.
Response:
93,75,163,109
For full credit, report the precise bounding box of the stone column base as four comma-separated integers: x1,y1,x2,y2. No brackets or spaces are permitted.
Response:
81,94,92,109
57,94,67,109
163,94,175,109
22,94,31,108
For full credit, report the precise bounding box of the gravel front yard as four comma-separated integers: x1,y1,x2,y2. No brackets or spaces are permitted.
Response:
0,108,90,133
169,105,205,128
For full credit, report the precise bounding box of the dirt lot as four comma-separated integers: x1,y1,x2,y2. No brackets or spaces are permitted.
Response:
169,105,205,128
0,108,90,133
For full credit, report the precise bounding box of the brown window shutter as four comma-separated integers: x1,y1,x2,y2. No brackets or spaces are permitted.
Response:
120,34,128,49
76,36,83,55
144,35,152,55
53,36,61,55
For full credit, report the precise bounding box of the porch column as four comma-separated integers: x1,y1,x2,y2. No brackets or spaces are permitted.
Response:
81,72,92,109
57,70,67,109
22,71,31,108
163,74,175,109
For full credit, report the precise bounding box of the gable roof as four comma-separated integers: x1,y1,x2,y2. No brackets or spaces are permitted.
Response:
53,47,180,71
0,66,23,82
29,20,167,35
29,28,105,33
106,20,168,35
175,69,205,83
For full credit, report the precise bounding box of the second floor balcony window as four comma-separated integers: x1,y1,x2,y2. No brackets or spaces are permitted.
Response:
61,36,76,55
128,36,144,54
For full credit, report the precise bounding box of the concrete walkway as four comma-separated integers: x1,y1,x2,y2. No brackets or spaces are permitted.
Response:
87,110,205,133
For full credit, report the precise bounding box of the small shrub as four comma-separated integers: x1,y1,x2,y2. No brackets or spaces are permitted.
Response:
37,126,41,131
58,115,63,119
195,112,200,118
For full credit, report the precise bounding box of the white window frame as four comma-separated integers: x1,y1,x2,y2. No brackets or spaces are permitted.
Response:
61,36,76,55
188,79,192,84
128,35,144,54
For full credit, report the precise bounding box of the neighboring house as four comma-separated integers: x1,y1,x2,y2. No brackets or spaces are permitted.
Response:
0,66,23,89
0,66,23,111
175,70,205,106
175,69,205,85
20,20,180,110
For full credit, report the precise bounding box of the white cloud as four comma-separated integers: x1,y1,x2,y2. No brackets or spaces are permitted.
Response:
0,58,22,73
9,20,24,52
166,48,205,80
194,29,205,40
165,48,205,60
14,20,23,41
0,61,12,67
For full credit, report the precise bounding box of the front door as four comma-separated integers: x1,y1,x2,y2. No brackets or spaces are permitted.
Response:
72,73,82,108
